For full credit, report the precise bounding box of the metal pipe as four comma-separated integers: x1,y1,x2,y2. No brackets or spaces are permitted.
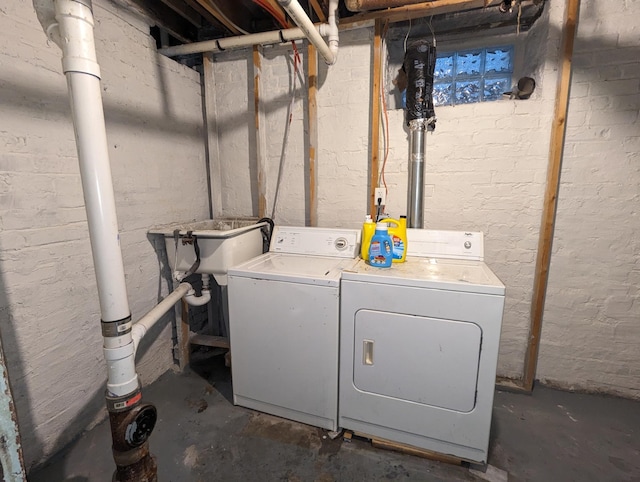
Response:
278,0,336,64
407,119,426,228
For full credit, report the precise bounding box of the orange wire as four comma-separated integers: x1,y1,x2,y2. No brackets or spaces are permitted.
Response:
379,20,390,195
252,0,301,74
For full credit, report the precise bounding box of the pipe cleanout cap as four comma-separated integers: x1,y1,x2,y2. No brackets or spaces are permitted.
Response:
403,39,437,129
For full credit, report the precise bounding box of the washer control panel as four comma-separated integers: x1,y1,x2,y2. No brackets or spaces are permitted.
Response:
407,229,485,260
270,226,360,258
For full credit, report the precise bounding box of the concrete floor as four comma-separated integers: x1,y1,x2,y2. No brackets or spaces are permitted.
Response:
31,351,640,482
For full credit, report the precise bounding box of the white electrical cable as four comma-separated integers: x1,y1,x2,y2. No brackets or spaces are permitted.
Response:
404,18,412,52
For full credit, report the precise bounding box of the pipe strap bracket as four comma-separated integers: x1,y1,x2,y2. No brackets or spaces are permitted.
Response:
102,314,133,337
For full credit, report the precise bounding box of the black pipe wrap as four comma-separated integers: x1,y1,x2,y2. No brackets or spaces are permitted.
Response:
403,39,437,127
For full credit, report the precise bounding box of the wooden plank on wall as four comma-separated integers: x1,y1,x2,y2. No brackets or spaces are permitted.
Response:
203,52,222,218
253,45,268,218
369,19,383,217
523,0,581,392
307,43,319,226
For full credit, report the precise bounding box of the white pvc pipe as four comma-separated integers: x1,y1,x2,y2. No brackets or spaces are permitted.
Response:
159,26,310,57
132,283,192,353
56,0,130,325
279,0,336,64
184,289,211,307
50,0,139,397
159,1,340,65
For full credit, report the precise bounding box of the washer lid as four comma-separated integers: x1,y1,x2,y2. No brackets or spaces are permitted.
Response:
342,258,505,295
229,253,357,286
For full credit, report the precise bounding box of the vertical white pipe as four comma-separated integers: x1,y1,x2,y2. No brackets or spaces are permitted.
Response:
54,0,138,397
278,0,336,64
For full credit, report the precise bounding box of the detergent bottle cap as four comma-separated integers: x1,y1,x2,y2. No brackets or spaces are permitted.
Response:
365,214,373,223
376,222,388,231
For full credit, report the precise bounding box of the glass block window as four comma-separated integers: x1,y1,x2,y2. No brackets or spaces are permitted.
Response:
433,46,513,106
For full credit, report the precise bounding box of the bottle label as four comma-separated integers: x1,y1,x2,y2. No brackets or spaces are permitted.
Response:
369,240,392,266
392,235,405,259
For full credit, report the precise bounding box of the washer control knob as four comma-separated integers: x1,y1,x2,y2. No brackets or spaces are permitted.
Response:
334,237,348,250
464,241,472,249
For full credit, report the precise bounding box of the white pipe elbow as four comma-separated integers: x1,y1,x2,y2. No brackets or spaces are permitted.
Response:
184,288,211,307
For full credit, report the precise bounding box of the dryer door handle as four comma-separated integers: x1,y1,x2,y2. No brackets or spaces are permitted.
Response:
363,340,374,366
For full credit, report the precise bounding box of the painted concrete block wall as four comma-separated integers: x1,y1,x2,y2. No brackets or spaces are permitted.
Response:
212,19,561,380
0,0,207,469
211,2,637,397
538,0,640,399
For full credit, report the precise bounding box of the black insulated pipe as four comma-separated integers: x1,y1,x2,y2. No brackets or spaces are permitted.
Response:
403,39,437,129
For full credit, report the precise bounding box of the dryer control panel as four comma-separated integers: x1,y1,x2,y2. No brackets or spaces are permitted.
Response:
270,226,360,258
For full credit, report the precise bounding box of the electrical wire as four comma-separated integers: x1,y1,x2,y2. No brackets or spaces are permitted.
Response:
378,20,390,207
403,18,412,52
270,49,301,219
427,16,436,47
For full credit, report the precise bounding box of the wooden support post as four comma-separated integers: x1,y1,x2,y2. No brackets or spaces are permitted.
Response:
369,19,383,217
177,298,190,370
203,52,222,218
307,43,319,226
523,0,580,392
253,45,268,218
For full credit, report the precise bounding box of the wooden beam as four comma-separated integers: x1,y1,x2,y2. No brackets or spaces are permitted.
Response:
262,0,294,27
253,46,269,218
309,0,327,22
123,0,198,43
192,0,243,34
523,0,581,392
177,299,190,370
368,20,383,217
209,0,256,33
157,0,203,27
307,43,319,226
183,0,228,31
343,0,503,28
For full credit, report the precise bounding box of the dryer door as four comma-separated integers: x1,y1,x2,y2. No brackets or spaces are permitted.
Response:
353,309,482,412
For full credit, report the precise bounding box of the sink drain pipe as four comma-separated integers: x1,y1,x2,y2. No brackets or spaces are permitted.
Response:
403,40,437,228
32,0,192,480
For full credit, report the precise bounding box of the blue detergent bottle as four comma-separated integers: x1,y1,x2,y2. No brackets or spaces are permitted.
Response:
367,222,393,268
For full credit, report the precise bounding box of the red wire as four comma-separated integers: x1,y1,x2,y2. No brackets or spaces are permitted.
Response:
252,0,301,75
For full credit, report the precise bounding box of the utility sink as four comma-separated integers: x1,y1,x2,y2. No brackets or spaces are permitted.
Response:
149,218,266,285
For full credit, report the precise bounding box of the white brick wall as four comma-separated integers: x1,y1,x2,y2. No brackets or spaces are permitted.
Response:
212,24,556,379
0,0,207,469
538,0,640,398
211,1,639,399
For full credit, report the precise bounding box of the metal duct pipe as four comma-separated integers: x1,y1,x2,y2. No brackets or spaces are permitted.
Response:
403,40,437,228
407,119,426,228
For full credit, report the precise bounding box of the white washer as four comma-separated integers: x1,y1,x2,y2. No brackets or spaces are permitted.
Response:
228,226,360,431
339,229,505,463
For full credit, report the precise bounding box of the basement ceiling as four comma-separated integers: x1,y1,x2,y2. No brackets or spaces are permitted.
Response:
118,0,545,64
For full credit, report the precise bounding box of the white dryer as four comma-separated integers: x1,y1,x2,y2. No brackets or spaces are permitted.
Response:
339,229,505,463
228,226,360,431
